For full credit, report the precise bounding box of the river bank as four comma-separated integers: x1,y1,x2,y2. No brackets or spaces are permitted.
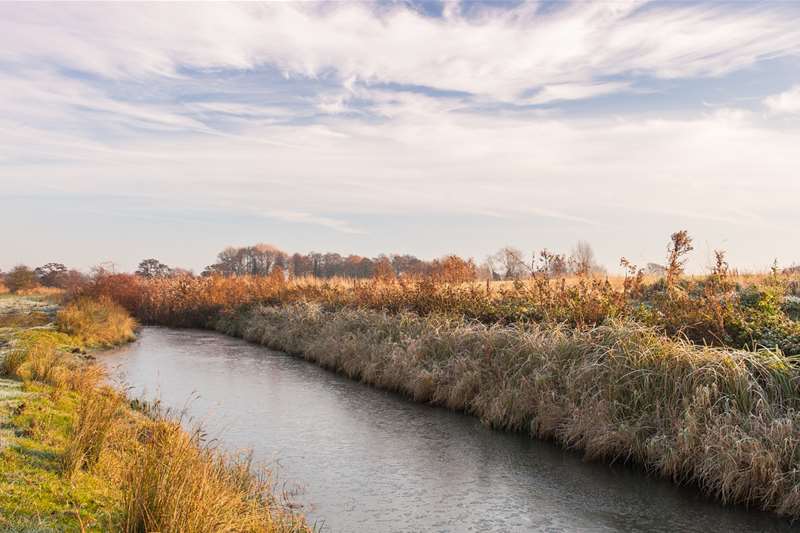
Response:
213,302,800,520
0,294,309,532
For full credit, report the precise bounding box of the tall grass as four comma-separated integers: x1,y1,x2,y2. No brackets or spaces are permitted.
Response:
217,302,800,517
56,296,136,348
121,418,308,533
62,386,124,478
1,336,72,387
85,269,800,354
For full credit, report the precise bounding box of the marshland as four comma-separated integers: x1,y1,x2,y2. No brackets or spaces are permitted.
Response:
3,232,800,531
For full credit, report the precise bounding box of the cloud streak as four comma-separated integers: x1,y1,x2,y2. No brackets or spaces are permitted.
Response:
2,2,800,101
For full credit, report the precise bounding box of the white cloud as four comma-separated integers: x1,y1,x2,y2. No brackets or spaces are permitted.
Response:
2,95,798,232
764,86,800,114
526,82,632,104
1,2,799,101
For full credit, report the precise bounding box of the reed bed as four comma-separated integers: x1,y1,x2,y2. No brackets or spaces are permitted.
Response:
217,302,800,517
86,269,800,354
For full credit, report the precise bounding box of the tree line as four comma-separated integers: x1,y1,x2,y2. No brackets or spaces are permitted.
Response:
0,241,606,293
15,236,773,294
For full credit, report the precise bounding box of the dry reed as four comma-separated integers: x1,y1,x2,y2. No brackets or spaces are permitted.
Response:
217,302,800,518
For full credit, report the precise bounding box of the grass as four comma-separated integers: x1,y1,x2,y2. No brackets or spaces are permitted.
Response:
0,295,310,533
217,302,800,518
84,268,800,354
0,382,122,532
121,418,308,533
56,296,137,349
61,386,124,479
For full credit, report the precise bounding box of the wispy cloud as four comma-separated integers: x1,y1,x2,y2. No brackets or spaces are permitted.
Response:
2,3,799,101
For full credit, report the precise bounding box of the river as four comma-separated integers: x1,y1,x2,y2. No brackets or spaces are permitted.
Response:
101,327,798,532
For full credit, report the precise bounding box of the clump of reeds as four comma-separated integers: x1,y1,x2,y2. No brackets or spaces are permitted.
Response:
217,302,800,518
62,385,123,478
1,336,72,387
56,296,136,348
120,418,308,533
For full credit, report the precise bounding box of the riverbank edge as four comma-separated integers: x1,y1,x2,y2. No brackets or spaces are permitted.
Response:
215,301,800,521
0,295,310,532
0,295,133,530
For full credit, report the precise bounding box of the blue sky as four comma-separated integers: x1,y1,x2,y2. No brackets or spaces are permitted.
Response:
2,1,800,273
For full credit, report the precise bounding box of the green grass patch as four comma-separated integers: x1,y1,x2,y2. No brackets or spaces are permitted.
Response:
0,383,122,532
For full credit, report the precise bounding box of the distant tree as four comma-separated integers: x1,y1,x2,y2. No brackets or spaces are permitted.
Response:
5,265,40,293
390,254,426,277
135,258,172,278
373,257,395,281
476,261,494,281
206,244,287,277
646,263,667,276
431,255,477,283
489,247,529,280
568,241,596,276
289,253,314,278
60,269,89,295
34,262,68,287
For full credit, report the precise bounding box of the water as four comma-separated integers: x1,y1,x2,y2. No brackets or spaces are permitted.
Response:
102,327,798,533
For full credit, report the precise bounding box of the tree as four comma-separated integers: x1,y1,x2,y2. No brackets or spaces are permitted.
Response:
373,257,395,281
135,258,172,278
569,241,596,276
34,262,68,287
206,244,287,277
5,265,40,293
489,247,529,280
431,255,477,283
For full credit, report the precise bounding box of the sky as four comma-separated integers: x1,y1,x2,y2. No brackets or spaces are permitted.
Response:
2,1,800,274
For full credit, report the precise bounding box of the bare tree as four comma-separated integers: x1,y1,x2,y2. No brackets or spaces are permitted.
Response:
569,241,596,276
490,247,529,280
